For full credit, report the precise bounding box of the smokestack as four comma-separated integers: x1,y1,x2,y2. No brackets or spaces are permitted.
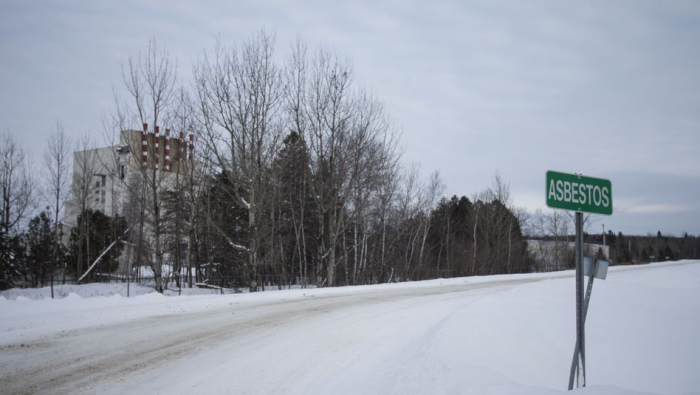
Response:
154,125,160,169
141,131,148,167
165,129,171,171
179,131,185,160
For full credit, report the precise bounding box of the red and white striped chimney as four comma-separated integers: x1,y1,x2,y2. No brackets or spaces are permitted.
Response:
141,124,148,167
164,129,171,171
179,131,185,161
154,125,160,169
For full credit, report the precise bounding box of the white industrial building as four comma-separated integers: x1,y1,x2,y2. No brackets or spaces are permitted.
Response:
65,125,194,229
64,125,196,278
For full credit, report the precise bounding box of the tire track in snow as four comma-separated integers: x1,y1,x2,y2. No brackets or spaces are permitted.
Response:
0,277,542,394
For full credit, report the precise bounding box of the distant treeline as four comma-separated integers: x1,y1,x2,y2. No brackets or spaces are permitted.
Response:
586,230,699,264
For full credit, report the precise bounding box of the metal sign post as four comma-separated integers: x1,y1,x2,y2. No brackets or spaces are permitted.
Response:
568,257,609,390
574,212,585,388
546,170,613,391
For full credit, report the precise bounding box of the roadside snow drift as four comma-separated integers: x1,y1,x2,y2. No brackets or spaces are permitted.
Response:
1,260,698,395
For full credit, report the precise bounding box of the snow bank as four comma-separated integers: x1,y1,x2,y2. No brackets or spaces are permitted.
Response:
0,282,157,300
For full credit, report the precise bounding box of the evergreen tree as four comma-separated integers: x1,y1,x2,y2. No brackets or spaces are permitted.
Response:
640,247,649,262
25,212,56,287
199,171,250,288
0,229,22,290
663,245,675,261
272,131,318,286
67,210,125,282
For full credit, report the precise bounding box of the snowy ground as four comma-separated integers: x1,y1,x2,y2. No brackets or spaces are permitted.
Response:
1,261,698,395
1,277,315,301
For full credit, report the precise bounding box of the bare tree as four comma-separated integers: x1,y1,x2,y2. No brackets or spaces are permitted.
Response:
490,173,514,273
282,39,313,287
119,38,177,293
163,87,209,290
120,169,147,293
1,131,34,234
396,163,424,280
549,209,571,270
0,131,34,289
301,49,398,286
470,189,488,275
308,52,355,287
417,170,444,277
528,209,550,271
195,31,283,291
371,128,402,282
183,141,210,288
42,123,71,288
70,133,98,280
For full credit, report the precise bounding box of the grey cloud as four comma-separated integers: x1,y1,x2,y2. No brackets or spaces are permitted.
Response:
1,0,698,235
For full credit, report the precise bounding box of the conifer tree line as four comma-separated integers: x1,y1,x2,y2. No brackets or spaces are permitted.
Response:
2,32,699,292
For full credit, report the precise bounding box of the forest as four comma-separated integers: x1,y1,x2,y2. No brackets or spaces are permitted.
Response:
1,32,698,293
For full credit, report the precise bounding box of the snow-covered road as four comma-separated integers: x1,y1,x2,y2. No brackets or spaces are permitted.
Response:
1,261,699,394
1,277,539,394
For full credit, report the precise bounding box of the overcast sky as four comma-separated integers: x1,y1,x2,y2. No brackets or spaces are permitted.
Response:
2,0,699,236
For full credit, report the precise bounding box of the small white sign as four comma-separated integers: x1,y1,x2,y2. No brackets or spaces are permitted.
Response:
584,257,609,280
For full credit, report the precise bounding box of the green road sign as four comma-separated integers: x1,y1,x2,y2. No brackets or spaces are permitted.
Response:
546,171,612,215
